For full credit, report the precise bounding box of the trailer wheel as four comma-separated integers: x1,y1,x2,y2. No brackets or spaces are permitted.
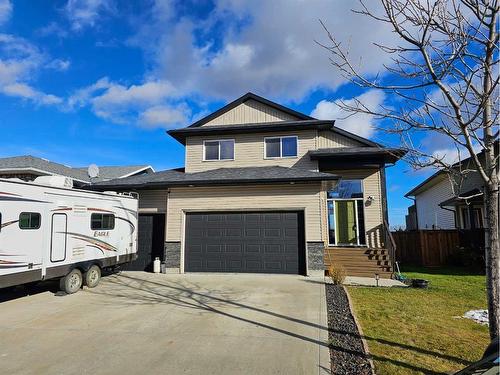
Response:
84,265,101,288
60,269,83,294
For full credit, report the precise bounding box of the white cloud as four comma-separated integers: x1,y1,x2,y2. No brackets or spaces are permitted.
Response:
38,22,69,39
68,77,188,128
0,33,63,106
0,0,12,26
64,0,114,31
310,90,386,139
431,143,483,165
46,59,71,71
3,83,63,105
131,1,396,101
139,105,190,129
92,80,176,107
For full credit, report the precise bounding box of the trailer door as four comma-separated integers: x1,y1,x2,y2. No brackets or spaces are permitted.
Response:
50,214,67,262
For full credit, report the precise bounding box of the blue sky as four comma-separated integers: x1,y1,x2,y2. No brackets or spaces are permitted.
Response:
0,0,445,228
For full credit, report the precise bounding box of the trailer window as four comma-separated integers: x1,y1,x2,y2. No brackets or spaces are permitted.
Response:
19,212,41,229
91,213,115,230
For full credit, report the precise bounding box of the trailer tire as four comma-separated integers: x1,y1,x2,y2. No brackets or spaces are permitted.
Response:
60,269,83,294
84,265,101,288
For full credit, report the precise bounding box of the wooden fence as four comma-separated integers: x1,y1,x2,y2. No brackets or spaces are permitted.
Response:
392,229,485,267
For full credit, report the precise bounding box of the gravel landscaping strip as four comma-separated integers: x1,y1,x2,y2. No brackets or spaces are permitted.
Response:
326,284,373,375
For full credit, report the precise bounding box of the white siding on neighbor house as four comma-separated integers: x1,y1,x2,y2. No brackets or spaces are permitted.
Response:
317,130,363,148
137,190,168,212
185,130,318,173
415,177,456,229
166,184,323,242
204,99,299,126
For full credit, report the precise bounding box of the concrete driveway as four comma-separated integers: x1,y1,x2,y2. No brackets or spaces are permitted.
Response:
0,272,330,375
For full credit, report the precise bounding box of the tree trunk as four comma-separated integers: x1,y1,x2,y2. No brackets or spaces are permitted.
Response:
484,180,499,340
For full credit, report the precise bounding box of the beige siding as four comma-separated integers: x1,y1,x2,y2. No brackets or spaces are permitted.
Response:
317,130,363,148
321,169,385,248
137,190,168,212
166,184,323,242
204,99,299,126
185,130,318,173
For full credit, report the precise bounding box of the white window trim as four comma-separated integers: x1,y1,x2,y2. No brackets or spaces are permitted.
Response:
202,139,235,162
326,179,367,247
264,135,299,159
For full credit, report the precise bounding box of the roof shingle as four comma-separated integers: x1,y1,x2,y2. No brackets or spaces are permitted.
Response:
90,166,339,190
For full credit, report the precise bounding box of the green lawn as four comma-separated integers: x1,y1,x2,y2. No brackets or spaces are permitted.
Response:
347,267,490,375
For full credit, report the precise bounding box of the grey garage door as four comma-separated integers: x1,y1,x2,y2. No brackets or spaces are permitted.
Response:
185,211,306,274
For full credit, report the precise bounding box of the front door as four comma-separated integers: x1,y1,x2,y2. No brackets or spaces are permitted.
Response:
327,179,366,246
335,200,357,245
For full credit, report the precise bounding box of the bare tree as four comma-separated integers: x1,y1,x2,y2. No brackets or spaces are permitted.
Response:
320,0,499,339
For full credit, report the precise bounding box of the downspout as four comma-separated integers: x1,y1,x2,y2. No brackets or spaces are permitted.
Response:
405,195,418,230
439,204,458,228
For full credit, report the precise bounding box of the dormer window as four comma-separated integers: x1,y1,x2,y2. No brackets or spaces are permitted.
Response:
203,139,235,161
264,136,298,158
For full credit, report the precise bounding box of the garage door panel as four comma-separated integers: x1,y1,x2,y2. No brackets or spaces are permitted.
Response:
226,228,242,237
245,244,261,253
206,260,224,269
226,244,243,252
207,214,225,222
245,260,263,271
185,211,305,274
264,244,282,253
227,260,243,270
207,244,223,253
264,261,283,271
189,244,203,254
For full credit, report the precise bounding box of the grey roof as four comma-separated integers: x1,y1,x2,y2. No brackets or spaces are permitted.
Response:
0,155,152,183
0,155,90,182
309,147,406,163
168,120,334,144
90,166,339,190
405,141,498,197
75,165,153,182
439,188,483,207
168,119,381,148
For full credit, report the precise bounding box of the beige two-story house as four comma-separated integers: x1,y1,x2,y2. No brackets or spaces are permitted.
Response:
94,93,405,277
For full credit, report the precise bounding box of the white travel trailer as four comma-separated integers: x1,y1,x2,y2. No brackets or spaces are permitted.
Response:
0,176,138,294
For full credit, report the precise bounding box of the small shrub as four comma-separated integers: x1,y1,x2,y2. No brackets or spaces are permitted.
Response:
451,246,485,271
328,263,346,285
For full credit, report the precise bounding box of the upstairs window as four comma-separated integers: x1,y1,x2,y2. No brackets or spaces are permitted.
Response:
91,213,115,230
264,136,298,158
19,212,41,229
204,140,235,161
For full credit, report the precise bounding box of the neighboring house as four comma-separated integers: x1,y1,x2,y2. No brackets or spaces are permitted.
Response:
92,92,405,277
0,155,154,187
405,147,496,230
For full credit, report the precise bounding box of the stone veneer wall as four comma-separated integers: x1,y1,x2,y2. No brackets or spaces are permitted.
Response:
164,242,181,272
307,242,325,273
